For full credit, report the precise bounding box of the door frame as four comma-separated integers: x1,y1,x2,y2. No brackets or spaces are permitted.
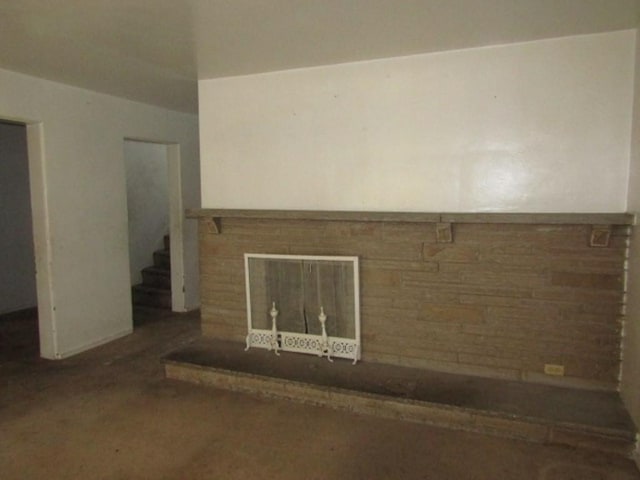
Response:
124,138,186,312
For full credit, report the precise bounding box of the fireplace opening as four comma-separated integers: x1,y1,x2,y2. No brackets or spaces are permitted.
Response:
244,254,360,363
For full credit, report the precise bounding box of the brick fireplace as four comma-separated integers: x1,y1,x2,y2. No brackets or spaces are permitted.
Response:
191,209,632,391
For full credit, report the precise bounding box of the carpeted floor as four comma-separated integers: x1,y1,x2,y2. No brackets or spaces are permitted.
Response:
0,307,638,480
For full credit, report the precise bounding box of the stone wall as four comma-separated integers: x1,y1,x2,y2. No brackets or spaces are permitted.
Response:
197,212,630,389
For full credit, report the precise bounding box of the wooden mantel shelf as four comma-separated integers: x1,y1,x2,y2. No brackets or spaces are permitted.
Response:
185,208,634,226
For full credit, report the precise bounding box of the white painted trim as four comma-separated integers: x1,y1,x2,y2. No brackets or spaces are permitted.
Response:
246,253,359,263
53,328,133,359
167,143,186,312
353,256,360,353
123,139,187,313
25,122,59,359
244,254,253,334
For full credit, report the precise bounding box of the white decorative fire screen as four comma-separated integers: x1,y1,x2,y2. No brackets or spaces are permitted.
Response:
244,254,360,364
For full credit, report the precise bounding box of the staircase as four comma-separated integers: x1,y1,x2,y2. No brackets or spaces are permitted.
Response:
132,235,172,309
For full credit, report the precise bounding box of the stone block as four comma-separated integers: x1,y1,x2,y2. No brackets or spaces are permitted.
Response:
549,427,634,456
551,272,623,291
419,303,485,323
423,244,478,262
589,225,612,247
435,223,453,243
473,415,549,442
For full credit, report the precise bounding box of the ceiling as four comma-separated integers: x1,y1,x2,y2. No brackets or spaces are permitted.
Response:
0,0,638,113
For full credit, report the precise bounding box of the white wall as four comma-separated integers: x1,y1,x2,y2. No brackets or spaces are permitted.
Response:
0,122,37,314
199,30,635,212
124,141,169,285
622,28,640,434
0,68,200,359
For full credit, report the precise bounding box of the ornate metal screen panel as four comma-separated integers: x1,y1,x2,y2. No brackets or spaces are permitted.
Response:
244,254,360,363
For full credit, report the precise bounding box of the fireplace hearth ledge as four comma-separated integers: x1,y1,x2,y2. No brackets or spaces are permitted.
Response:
164,338,636,457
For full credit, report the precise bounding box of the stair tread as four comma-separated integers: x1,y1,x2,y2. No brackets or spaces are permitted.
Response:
142,266,170,275
132,284,171,294
152,249,171,270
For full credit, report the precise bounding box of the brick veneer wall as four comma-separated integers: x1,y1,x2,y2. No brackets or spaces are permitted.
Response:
198,216,629,389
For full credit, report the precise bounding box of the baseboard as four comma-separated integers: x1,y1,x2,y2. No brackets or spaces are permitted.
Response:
49,327,133,360
0,306,38,320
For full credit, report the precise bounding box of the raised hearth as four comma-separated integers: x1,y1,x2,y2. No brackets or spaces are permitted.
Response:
164,338,636,456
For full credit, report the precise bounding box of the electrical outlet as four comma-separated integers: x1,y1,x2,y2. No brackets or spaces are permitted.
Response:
544,364,565,376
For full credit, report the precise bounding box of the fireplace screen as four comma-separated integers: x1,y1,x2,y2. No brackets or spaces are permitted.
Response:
244,254,360,363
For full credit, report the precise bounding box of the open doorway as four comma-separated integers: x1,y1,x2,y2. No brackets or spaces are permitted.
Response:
0,120,38,361
123,139,186,318
124,139,170,314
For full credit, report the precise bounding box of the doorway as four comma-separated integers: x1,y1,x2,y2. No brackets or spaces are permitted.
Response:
0,120,38,360
123,139,186,313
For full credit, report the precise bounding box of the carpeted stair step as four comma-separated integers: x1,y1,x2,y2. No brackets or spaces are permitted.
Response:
153,249,171,269
132,284,171,309
141,266,171,289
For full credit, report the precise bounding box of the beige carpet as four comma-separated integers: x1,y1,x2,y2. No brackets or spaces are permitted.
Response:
0,308,638,480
